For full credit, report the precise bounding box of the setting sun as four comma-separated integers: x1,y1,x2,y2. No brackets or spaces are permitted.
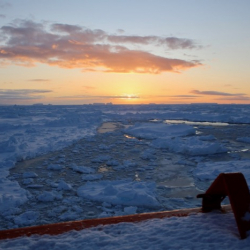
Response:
0,1,250,105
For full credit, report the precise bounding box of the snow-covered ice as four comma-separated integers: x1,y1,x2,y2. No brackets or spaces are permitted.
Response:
1,212,250,250
1,104,250,248
77,180,160,207
193,159,250,186
151,136,227,155
123,122,196,139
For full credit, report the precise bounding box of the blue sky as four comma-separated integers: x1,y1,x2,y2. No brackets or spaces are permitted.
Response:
0,0,250,104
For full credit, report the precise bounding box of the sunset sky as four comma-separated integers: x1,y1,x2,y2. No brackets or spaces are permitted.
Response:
0,0,250,105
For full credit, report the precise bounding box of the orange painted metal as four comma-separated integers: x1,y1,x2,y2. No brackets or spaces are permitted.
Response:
197,173,250,239
0,205,231,240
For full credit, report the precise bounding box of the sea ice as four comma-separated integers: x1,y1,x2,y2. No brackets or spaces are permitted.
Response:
47,164,64,171
70,164,95,174
106,159,119,166
1,103,250,246
193,159,250,186
14,211,39,226
124,123,196,139
237,137,250,143
22,178,34,185
82,174,103,181
123,206,137,215
151,136,227,155
37,191,56,202
59,211,79,221
0,174,28,213
91,155,111,163
22,172,38,178
57,180,72,191
77,180,160,207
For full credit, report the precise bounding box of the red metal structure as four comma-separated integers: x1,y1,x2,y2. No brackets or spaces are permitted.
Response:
197,172,250,239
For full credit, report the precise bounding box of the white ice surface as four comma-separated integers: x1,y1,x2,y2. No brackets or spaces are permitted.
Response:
1,104,250,249
151,136,227,155
77,180,160,207
124,122,196,139
1,212,250,250
0,174,28,214
193,159,250,187
70,164,95,174
0,105,99,214
124,122,227,155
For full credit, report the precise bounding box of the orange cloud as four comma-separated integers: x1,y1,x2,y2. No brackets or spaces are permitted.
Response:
0,20,203,74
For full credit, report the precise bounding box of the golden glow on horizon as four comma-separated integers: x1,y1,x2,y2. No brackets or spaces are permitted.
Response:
1,61,250,105
1,1,250,106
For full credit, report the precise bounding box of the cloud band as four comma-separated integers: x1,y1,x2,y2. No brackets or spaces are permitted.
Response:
0,20,202,74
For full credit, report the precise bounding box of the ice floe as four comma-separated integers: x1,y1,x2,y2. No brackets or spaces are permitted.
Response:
193,159,250,186
124,123,196,139
77,180,160,207
151,137,227,155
